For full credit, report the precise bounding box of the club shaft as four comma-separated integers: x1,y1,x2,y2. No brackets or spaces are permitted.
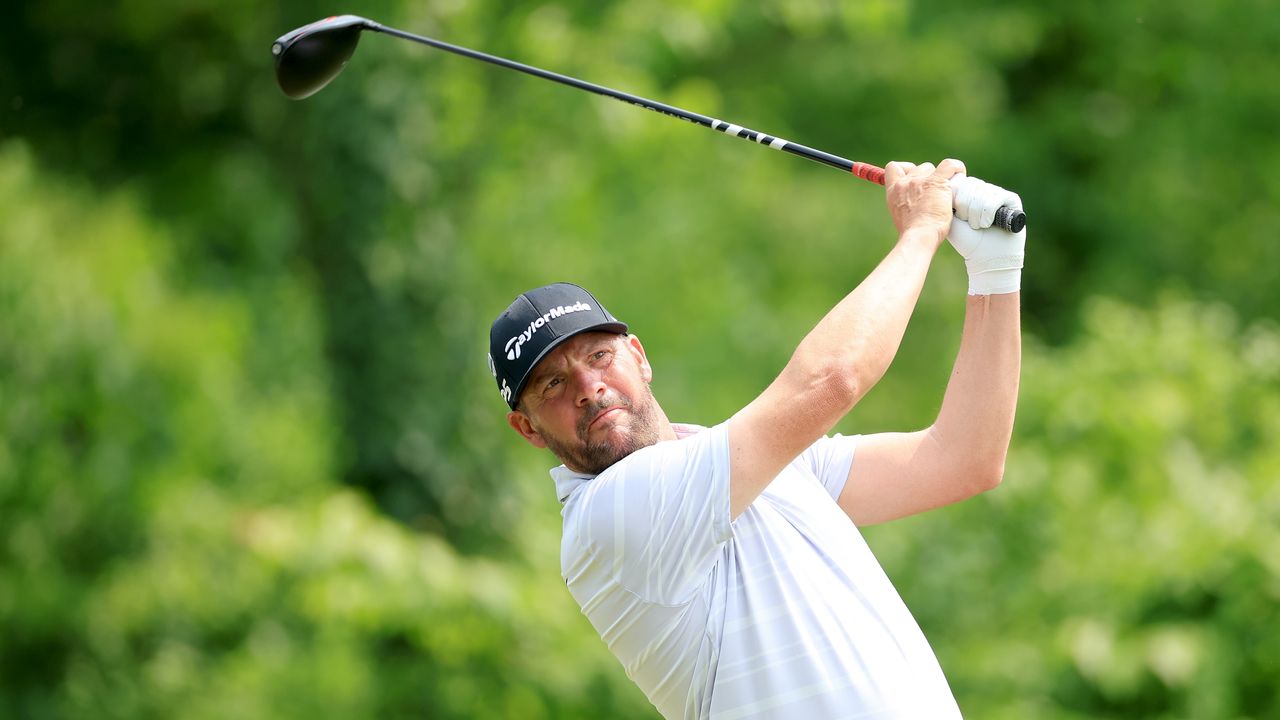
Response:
367,20,1024,232
372,23,886,185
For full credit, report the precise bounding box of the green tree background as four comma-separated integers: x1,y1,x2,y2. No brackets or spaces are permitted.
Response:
2,0,1277,717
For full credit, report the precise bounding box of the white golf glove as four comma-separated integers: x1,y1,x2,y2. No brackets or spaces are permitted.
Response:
948,175,1026,295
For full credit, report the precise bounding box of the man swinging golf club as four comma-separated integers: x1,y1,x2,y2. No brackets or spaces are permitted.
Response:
488,159,1024,719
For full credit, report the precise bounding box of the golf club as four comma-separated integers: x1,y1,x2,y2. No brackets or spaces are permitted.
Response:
272,15,1026,233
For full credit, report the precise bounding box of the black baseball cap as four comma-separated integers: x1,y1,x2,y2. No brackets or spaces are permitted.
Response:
488,282,628,409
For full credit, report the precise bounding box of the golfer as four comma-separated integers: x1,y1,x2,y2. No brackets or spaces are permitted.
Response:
487,159,1024,719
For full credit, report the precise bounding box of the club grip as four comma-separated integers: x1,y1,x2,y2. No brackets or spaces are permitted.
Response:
994,206,1026,233
856,163,1026,233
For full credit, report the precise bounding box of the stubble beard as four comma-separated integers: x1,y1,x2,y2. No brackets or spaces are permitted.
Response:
540,384,663,475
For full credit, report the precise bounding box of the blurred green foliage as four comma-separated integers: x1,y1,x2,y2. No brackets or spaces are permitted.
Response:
1,0,1277,717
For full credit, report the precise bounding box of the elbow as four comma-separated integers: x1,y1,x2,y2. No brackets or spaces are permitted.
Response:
975,459,1006,493
938,434,1006,496
929,423,1010,495
779,357,874,422
965,449,1008,494
788,333,886,414
815,362,863,414
818,347,889,410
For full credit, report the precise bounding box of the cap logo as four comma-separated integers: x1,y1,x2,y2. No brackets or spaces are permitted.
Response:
487,353,497,377
503,301,592,361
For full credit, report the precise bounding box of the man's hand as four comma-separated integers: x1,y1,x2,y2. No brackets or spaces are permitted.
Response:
884,158,967,247
947,176,1026,295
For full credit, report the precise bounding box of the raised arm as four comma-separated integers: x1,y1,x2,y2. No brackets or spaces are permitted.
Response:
839,176,1026,526
727,159,964,519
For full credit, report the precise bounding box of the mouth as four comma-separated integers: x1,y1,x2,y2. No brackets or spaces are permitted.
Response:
587,406,624,432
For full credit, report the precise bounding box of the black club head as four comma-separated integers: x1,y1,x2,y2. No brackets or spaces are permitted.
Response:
272,15,374,99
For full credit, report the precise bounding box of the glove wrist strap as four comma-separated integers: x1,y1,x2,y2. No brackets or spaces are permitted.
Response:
967,267,1021,296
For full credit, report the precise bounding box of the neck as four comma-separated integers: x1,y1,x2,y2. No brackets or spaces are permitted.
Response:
654,402,678,442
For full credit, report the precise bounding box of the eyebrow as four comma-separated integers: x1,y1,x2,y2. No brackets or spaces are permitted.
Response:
528,358,564,390
528,368,553,389
529,335,621,390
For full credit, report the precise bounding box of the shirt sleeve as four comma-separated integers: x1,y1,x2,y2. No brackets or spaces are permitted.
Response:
572,421,733,605
796,432,862,501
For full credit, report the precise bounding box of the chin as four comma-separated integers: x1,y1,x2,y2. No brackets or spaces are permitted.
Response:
576,433,654,475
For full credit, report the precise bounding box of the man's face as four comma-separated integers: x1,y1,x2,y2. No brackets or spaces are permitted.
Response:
506,332,665,475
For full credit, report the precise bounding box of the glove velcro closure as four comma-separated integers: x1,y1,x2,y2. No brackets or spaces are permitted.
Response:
965,254,1025,274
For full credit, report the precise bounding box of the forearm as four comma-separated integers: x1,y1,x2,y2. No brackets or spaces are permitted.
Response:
786,228,940,408
930,292,1021,484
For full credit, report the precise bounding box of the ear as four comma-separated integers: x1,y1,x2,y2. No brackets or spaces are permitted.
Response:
625,334,653,383
506,409,548,449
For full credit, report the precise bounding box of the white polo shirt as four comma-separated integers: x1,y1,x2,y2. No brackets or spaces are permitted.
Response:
553,421,962,720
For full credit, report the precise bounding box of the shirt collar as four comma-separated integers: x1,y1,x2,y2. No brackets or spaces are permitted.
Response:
549,422,706,504
551,465,594,504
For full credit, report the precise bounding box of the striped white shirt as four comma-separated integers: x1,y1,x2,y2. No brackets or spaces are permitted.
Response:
553,421,962,719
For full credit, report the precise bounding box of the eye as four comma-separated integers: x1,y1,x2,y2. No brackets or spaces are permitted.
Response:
542,376,562,395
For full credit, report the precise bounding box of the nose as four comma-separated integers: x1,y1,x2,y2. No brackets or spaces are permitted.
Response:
572,366,607,408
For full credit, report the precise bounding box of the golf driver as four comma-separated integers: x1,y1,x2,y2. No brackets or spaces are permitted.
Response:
272,15,1026,233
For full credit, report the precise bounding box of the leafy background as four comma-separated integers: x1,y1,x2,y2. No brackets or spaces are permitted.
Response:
2,0,1277,717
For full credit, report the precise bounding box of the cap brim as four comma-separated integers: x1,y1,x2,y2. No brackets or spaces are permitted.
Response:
509,321,628,407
